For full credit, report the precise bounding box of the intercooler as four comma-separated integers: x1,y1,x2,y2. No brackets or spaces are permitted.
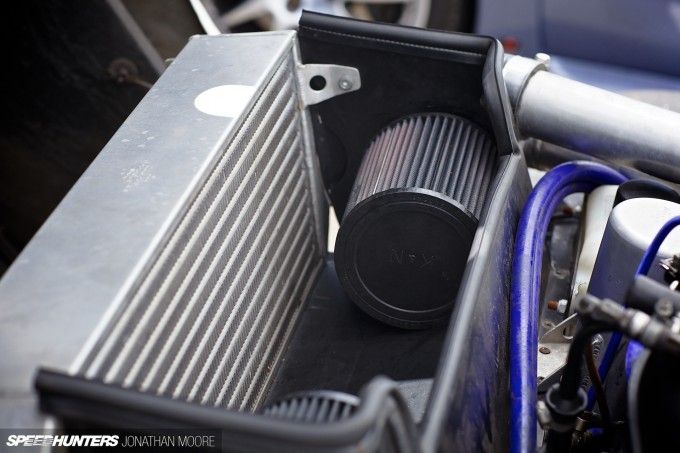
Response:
76,46,323,412
0,30,326,421
0,13,532,453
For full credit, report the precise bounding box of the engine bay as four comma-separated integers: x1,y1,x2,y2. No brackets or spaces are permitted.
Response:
1,10,680,453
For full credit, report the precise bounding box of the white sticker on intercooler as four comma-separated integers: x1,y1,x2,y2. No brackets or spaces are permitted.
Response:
194,85,256,118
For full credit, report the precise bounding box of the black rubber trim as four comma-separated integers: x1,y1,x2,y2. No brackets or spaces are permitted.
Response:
35,369,416,452
299,10,489,63
297,12,515,218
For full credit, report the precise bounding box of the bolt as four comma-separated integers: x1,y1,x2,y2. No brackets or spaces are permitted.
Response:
539,346,551,354
107,58,139,84
557,299,568,314
535,52,551,68
655,299,675,319
338,78,353,91
547,300,558,310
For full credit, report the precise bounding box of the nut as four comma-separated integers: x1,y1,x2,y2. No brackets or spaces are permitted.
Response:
338,78,353,91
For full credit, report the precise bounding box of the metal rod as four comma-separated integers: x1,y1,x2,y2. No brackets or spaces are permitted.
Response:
504,56,680,183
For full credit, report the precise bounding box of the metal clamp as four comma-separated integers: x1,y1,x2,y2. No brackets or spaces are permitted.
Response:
502,55,547,112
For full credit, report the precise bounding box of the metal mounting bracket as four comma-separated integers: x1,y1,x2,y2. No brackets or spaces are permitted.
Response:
296,64,361,107
537,314,579,393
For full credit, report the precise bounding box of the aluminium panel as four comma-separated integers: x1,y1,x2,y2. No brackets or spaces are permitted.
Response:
0,31,325,427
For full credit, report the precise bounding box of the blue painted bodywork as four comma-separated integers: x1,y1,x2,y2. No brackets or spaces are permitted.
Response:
476,0,680,92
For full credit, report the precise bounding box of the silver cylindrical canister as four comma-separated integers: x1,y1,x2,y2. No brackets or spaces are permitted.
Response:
588,198,680,303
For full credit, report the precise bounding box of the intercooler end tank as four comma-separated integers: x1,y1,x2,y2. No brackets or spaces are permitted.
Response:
334,113,496,329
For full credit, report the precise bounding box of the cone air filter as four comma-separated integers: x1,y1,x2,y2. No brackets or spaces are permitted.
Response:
334,113,496,329
262,390,359,423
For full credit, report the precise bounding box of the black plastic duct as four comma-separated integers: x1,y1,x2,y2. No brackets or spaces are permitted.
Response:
298,11,513,219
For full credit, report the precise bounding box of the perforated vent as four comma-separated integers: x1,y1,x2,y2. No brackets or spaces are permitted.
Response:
77,54,324,411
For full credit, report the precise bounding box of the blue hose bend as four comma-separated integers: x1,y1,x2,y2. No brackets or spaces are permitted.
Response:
510,161,627,453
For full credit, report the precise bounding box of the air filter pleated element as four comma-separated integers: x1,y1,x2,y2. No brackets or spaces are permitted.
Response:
263,391,359,423
334,113,496,328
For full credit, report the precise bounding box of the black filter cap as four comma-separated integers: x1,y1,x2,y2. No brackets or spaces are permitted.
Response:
335,188,477,329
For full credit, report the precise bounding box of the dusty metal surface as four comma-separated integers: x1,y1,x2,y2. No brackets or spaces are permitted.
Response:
0,32,326,425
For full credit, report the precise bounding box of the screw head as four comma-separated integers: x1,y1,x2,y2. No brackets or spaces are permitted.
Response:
338,78,353,91
539,346,551,354
655,299,675,318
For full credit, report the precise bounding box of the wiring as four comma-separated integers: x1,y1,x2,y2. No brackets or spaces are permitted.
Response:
584,341,611,438
548,291,680,452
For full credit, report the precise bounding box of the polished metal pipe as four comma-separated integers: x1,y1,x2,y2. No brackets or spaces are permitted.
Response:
504,55,680,183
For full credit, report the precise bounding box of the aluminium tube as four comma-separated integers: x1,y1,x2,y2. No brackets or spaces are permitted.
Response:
504,56,680,183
